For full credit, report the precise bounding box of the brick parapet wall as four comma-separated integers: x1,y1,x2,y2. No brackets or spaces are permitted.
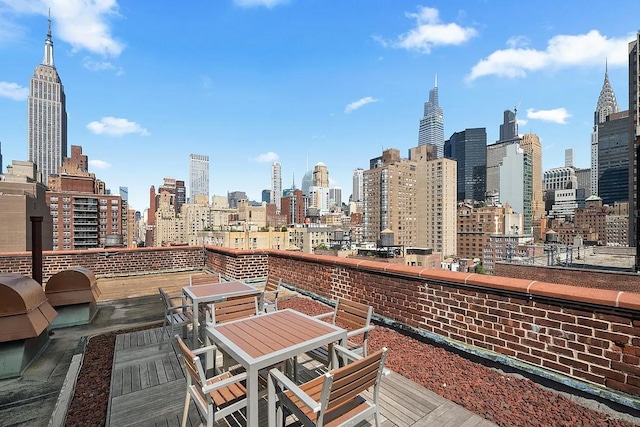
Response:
256,249,640,399
495,262,640,293
0,246,203,282
2,245,639,399
205,246,268,281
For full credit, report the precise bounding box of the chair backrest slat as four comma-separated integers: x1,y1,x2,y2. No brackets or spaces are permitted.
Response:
325,348,386,414
265,276,280,292
213,294,259,324
190,274,219,286
334,298,372,330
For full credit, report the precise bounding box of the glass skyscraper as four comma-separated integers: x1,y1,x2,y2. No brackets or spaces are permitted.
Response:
418,76,444,158
444,128,487,202
28,16,67,184
189,154,209,203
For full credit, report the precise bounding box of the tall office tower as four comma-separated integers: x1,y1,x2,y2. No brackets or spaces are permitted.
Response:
565,149,574,168
189,154,209,203
363,149,417,246
418,76,445,158
175,180,186,214
499,144,532,233
592,64,620,197
352,168,364,202
312,162,329,187
328,187,342,207
261,189,270,203
271,162,282,210
0,141,3,173
301,170,313,196
410,145,457,256
146,185,156,247
598,111,629,205
519,133,543,219
28,16,67,185
119,187,129,203
444,128,487,202
629,32,640,253
486,109,521,203
499,109,518,142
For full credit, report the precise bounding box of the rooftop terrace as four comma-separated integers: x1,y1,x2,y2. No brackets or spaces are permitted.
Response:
1,246,640,425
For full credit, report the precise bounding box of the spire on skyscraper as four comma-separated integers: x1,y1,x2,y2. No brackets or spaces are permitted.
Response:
594,60,619,124
42,9,55,67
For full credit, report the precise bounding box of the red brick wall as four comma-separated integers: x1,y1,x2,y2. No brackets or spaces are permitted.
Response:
495,263,640,293
0,246,203,282
254,249,640,398
2,245,639,398
205,247,268,280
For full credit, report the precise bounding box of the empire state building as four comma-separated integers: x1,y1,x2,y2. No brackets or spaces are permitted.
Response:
28,15,67,185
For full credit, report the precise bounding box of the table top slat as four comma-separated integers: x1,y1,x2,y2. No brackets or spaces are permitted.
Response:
210,309,345,362
184,281,255,299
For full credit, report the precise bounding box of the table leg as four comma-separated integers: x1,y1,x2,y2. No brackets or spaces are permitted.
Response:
192,300,199,349
247,367,259,427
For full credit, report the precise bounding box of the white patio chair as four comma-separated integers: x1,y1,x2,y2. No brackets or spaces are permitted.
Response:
158,287,193,350
176,336,247,427
268,345,388,427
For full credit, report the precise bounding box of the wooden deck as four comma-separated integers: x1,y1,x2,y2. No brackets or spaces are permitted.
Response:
107,327,497,427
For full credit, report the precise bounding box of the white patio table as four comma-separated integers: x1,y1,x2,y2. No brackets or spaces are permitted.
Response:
182,281,259,348
205,308,347,427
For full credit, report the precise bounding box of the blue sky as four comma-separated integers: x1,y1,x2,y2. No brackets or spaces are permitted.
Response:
1,0,639,212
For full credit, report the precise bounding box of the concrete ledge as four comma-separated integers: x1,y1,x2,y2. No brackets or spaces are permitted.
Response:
48,352,82,427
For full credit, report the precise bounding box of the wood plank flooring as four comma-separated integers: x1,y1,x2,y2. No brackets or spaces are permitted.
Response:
107,327,497,427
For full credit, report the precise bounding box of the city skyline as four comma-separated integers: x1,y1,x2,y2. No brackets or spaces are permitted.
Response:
0,1,639,211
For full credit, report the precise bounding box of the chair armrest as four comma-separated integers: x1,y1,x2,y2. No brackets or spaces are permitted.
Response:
333,344,363,363
269,368,321,413
312,311,334,320
262,290,280,297
334,345,391,376
346,324,375,339
202,371,248,394
167,305,189,313
192,343,217,356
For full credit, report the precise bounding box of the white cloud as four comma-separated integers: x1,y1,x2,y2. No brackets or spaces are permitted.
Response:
234,0,288,8
345,96,379,114
89,159,111,169
467,30,630,81
82,57,124,75
0,81,28,100
86,116,149,136
254,152,279,163
0,0,124,56
374,6,477,54
526,108,571,124
506,35,530,49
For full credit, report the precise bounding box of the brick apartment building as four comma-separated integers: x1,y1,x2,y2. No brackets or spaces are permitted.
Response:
46,146,127,250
